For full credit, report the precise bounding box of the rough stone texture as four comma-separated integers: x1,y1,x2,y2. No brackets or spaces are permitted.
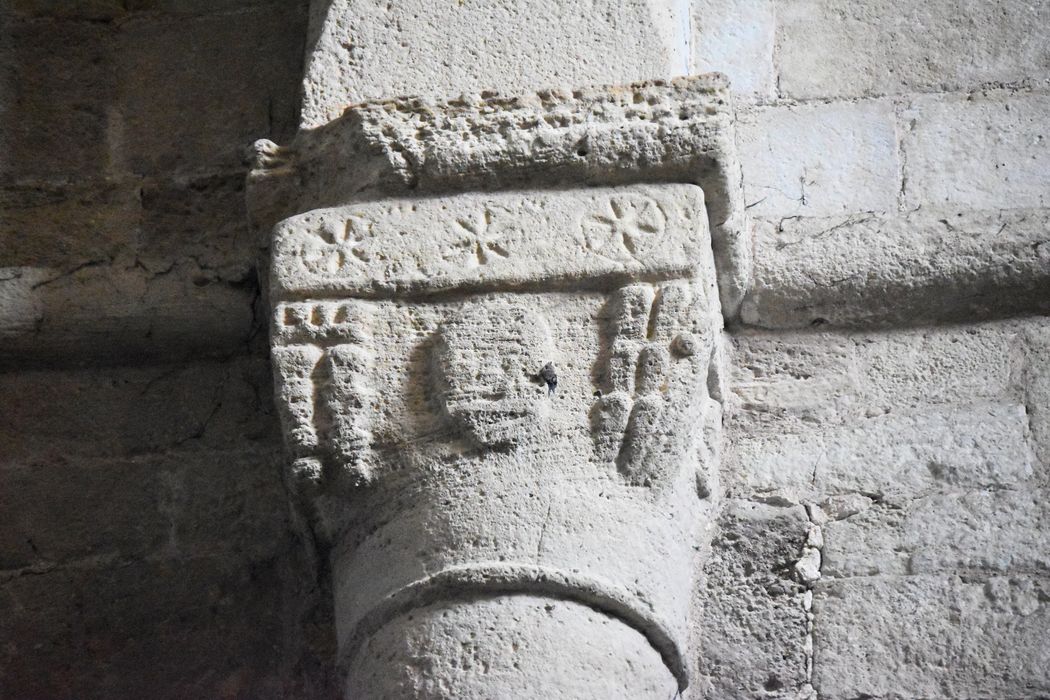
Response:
300,0,689,127
266,184,724,693
347,596,678,698
691,0,776,99
249,76,752,316
821,489,1050,578
0,2,308,368
724,317,1049,699
0,357,336,698
777,0,1050,100
692,500,811,698
742,208,1050,328
4,0,1050,696
813,575,1050,699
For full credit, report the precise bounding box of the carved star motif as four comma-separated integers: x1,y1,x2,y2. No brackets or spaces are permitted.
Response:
453,209,512,266
582,196,667,259
300,215,373,274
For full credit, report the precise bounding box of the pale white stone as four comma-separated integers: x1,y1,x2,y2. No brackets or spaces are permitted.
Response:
691,0,776,99
741,208,1050,328
728,401,1034,500
814,575,1050,698
795,547,821,584
728,323,1025,437
268,184,724,694
822,489,1050,578
270,185,713,297
777,0,1050,100
301,0,689,127
736,100,899,219
1024,324,1050,469
902,91,1050,211
248,76,752,316
345,596,677,698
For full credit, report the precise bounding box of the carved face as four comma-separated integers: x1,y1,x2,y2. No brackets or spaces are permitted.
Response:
434,300,553,447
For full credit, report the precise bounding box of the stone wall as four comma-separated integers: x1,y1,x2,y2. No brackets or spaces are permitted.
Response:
0,2,335,697
1,1,1047,698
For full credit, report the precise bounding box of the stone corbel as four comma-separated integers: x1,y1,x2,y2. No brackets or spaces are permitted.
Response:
249,76,747,698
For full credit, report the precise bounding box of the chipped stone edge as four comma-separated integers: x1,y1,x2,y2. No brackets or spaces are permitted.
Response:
246,74,750,319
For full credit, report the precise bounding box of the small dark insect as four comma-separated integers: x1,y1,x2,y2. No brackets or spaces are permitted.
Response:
539,362,558,396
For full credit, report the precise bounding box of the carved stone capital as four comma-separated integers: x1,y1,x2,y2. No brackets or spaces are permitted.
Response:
255,77,739,698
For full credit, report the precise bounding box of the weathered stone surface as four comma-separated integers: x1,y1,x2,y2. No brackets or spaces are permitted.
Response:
0,448,286,571
118,8,305,176
268,182,724,693
813,575,1050,699
727,401,1034,501
0,18,117,180
736,100,899,219
822,489,1050,579
1024,324,1050,470
690,0,776,99
249,76,751,315
902,90,1050,211
777,0,1050,100
728,323,1025,436
0,556,294,699
0,181,140,269
0,358,276,459
693,500,811,698
272,185,711,297
0,262,256,369
300,0,688,127
347,596,677,698
741,208,1050,328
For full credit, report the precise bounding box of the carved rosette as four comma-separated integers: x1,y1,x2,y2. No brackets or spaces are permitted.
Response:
257,78,739,699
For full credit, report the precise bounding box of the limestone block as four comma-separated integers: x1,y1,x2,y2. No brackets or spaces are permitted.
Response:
736,100,899,219
693,500,810,698
741,208,1050,328
691,0,776,99
1024,324,1050,469
138,173,261,283
0,173,267,365
0,556,290,699
778,0,1050,100
727,401,1034,501
822,489,1050,578
118,7,305,175
728,323,1024,436
902,91,1050,211
813,575,1050,699
0,358,276,460
0,180,140,270
0,17,117,180
0,448,286,570
248,76,751,316
300,0,687,126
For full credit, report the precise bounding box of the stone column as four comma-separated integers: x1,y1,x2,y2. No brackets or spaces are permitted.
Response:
248,78,747,698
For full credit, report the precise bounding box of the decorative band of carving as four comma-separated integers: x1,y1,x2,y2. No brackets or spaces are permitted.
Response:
339,562,690,691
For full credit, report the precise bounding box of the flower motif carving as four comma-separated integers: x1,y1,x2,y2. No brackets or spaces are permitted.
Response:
300,216,373,275
451,208,513,266
581,195,667,260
